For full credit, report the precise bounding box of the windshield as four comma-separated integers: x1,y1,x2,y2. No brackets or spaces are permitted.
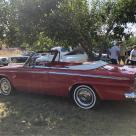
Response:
24,51,59,67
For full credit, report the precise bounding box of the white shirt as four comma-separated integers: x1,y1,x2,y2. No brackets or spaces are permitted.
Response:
130,49,136,61
109,45,120,60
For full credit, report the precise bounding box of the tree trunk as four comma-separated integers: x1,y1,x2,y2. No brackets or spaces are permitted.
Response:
80,41,94,61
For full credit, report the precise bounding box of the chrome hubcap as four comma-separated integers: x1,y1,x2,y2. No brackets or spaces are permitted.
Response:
0,78,11,95
76,87,94,107
74,85,96,109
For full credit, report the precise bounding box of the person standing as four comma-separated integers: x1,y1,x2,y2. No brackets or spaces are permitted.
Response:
126,46,132,65
118,41,126,65
130,45,136,65
109,41,120,64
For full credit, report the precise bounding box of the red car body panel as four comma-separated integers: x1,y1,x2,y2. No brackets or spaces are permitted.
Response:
0,61,135,101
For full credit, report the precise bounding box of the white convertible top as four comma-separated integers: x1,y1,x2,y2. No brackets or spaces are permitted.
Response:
68,60,108,70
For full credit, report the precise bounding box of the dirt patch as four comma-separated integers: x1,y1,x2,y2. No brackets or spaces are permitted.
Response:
0,49,21,57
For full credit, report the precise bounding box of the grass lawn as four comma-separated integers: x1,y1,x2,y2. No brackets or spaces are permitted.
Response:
0,91,136,136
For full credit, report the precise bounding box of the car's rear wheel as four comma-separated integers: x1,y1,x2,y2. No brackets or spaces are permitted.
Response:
0,78,12,95
73,85,99,110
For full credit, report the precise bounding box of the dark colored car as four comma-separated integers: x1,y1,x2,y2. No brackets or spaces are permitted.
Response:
10,51,35,63
0,57,9,66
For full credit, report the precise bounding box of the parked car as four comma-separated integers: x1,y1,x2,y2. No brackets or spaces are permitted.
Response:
10,56,28,63
9,51,35,63
62,48,110,63
43,47,109,63
0,57,9,66
62,48,88,62
36,47,88,63
35,53,53,62
0,50,136,110
51,46,70,56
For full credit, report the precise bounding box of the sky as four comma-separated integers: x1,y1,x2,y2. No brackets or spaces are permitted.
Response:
125,23,136,36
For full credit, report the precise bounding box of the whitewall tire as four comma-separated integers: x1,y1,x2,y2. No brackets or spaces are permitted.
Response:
73,85,99,110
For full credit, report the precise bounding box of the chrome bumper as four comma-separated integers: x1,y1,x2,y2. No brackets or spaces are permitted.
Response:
124,92,136,99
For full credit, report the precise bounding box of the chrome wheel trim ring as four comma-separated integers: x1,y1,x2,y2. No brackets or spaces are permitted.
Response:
0,78,11,95
73,85,96,109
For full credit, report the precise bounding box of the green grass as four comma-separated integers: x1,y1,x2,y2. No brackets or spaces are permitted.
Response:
0,92,136,136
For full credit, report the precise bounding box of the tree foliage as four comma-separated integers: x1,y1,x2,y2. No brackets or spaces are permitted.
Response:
0,0,60,49
125,36,136,47
100,0,136,38
45,0,106,59
0,0,21,47
0,0,135,56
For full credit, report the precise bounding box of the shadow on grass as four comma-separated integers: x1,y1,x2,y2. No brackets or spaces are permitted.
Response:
0,91,136,136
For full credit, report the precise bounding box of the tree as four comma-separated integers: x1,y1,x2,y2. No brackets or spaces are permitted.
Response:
0,0,60,49
125,36,136,47
100,0,136,37
0,0,9,43
45,0,106,59
45,0,136,59
0,0,136,53
16,0,60,49
0,0,23,47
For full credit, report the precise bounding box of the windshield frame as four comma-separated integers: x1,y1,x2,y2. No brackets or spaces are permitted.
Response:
23,50,60,68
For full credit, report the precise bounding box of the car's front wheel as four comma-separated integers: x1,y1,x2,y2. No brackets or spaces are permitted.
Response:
73,85,99,110
0,78,12,95
3,63,8,66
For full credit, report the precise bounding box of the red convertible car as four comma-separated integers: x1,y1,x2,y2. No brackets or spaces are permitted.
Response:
0,50,136,110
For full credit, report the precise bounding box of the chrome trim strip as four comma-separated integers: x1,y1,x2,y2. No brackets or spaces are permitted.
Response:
7,71,48,74
30,71,48,74
35,66,69,70
48,71,129,81
7,70,129,80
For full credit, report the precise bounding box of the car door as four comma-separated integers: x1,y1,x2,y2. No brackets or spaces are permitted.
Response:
12,65,49,93
46,67,71,96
